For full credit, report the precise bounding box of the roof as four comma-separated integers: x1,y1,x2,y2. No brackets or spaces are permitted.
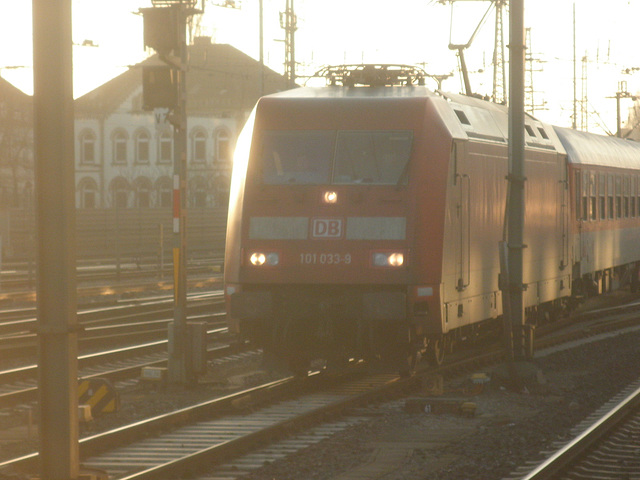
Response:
555,126,640,170
0,76,32,103
75,40,290,116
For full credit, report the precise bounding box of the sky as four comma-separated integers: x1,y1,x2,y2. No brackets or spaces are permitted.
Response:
1,0,639,134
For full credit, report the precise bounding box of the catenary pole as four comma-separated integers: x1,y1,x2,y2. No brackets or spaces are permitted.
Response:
507,0,527,360
32,0,80,478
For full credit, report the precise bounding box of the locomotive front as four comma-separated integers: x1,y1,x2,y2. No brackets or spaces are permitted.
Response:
224,70,447,373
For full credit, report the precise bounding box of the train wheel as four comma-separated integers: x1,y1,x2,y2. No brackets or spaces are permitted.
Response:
427,336,445,366
398,349,420,378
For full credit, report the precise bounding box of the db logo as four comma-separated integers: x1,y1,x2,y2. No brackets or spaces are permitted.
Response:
312,218,343,238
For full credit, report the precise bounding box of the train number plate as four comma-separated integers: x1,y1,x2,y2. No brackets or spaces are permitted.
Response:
299,253,352,265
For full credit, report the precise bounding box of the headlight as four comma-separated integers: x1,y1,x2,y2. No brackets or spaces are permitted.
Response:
323,190,338,204
372,251,404,267
249,252,279,266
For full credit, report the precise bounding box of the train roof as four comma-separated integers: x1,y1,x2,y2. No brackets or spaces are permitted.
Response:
264,85,439,99
258,83,640,171
555,127,640,170
264,86,563,152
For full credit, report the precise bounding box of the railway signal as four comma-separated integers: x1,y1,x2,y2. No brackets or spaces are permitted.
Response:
140,1,201,384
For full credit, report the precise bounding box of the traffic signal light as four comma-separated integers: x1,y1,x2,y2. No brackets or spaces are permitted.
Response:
142,65,178,110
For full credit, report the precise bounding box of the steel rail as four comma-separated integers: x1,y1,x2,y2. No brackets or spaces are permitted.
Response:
0,327,231,407
518,382,640,479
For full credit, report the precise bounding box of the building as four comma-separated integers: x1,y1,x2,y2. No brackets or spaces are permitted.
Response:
0,76,33,209
73,38,291,209
0,40,290,261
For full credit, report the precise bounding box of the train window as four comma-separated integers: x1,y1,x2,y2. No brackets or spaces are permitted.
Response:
581,171,589,221
260,131,334,184
624,177,630,218
537,127,549,139
616,176,622,219
608,175,614,219
634,176,639,217
599,174,606,220
589,173,596,221
524,125,536,137
333,131,413,185
454,109,471,125
637,177,640,217
575,171,581,221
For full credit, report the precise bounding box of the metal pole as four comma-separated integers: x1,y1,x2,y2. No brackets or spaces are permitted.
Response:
616,92,622,137
283,0,296,88
507,0,527,360
259,0,264,96
168,4,190,384
32,0,79,478
572,2,577,130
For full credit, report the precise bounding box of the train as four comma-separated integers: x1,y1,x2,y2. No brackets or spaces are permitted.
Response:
223,64,640,375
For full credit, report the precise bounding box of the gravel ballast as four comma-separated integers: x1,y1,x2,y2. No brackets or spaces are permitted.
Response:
239,327,640,480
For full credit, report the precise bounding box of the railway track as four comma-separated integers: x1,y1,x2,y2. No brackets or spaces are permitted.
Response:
1,294,640,480
0,259,222,294
0,291,226,407
0,327,238,408
509,380,640,479
0,366,409,480
0,292,223,357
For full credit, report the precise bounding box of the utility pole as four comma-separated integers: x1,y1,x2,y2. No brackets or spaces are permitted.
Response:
141,0,201,384
259,0,265,96
580,54,588,131
33,0,79,478
280,0,297,88
524,28,546,116
572,2,577,129
492,0,507,104
505,0,528,361
614,81,636,138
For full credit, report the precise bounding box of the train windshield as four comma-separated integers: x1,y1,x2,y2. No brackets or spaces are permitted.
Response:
260,130,413,185
333,131,412,185
261,131,334,184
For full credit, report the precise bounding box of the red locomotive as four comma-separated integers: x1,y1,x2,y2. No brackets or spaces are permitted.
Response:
224,64,640,374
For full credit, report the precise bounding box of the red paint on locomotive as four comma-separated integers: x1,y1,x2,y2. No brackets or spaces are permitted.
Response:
224,69,640,374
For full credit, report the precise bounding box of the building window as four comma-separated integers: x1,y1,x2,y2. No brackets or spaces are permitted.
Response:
158,130,173,164
156,177,172,208
113,129,128,164
134,177,152,208
80,130,96,164
215,128,231,163
213,174,230,206
78,177,99,208
110,176,130,208
190,176,208,207
135,129,150,164
192,129,206,163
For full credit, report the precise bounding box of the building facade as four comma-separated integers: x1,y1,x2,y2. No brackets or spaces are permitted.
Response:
0,77,33,209
73,38,290,209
